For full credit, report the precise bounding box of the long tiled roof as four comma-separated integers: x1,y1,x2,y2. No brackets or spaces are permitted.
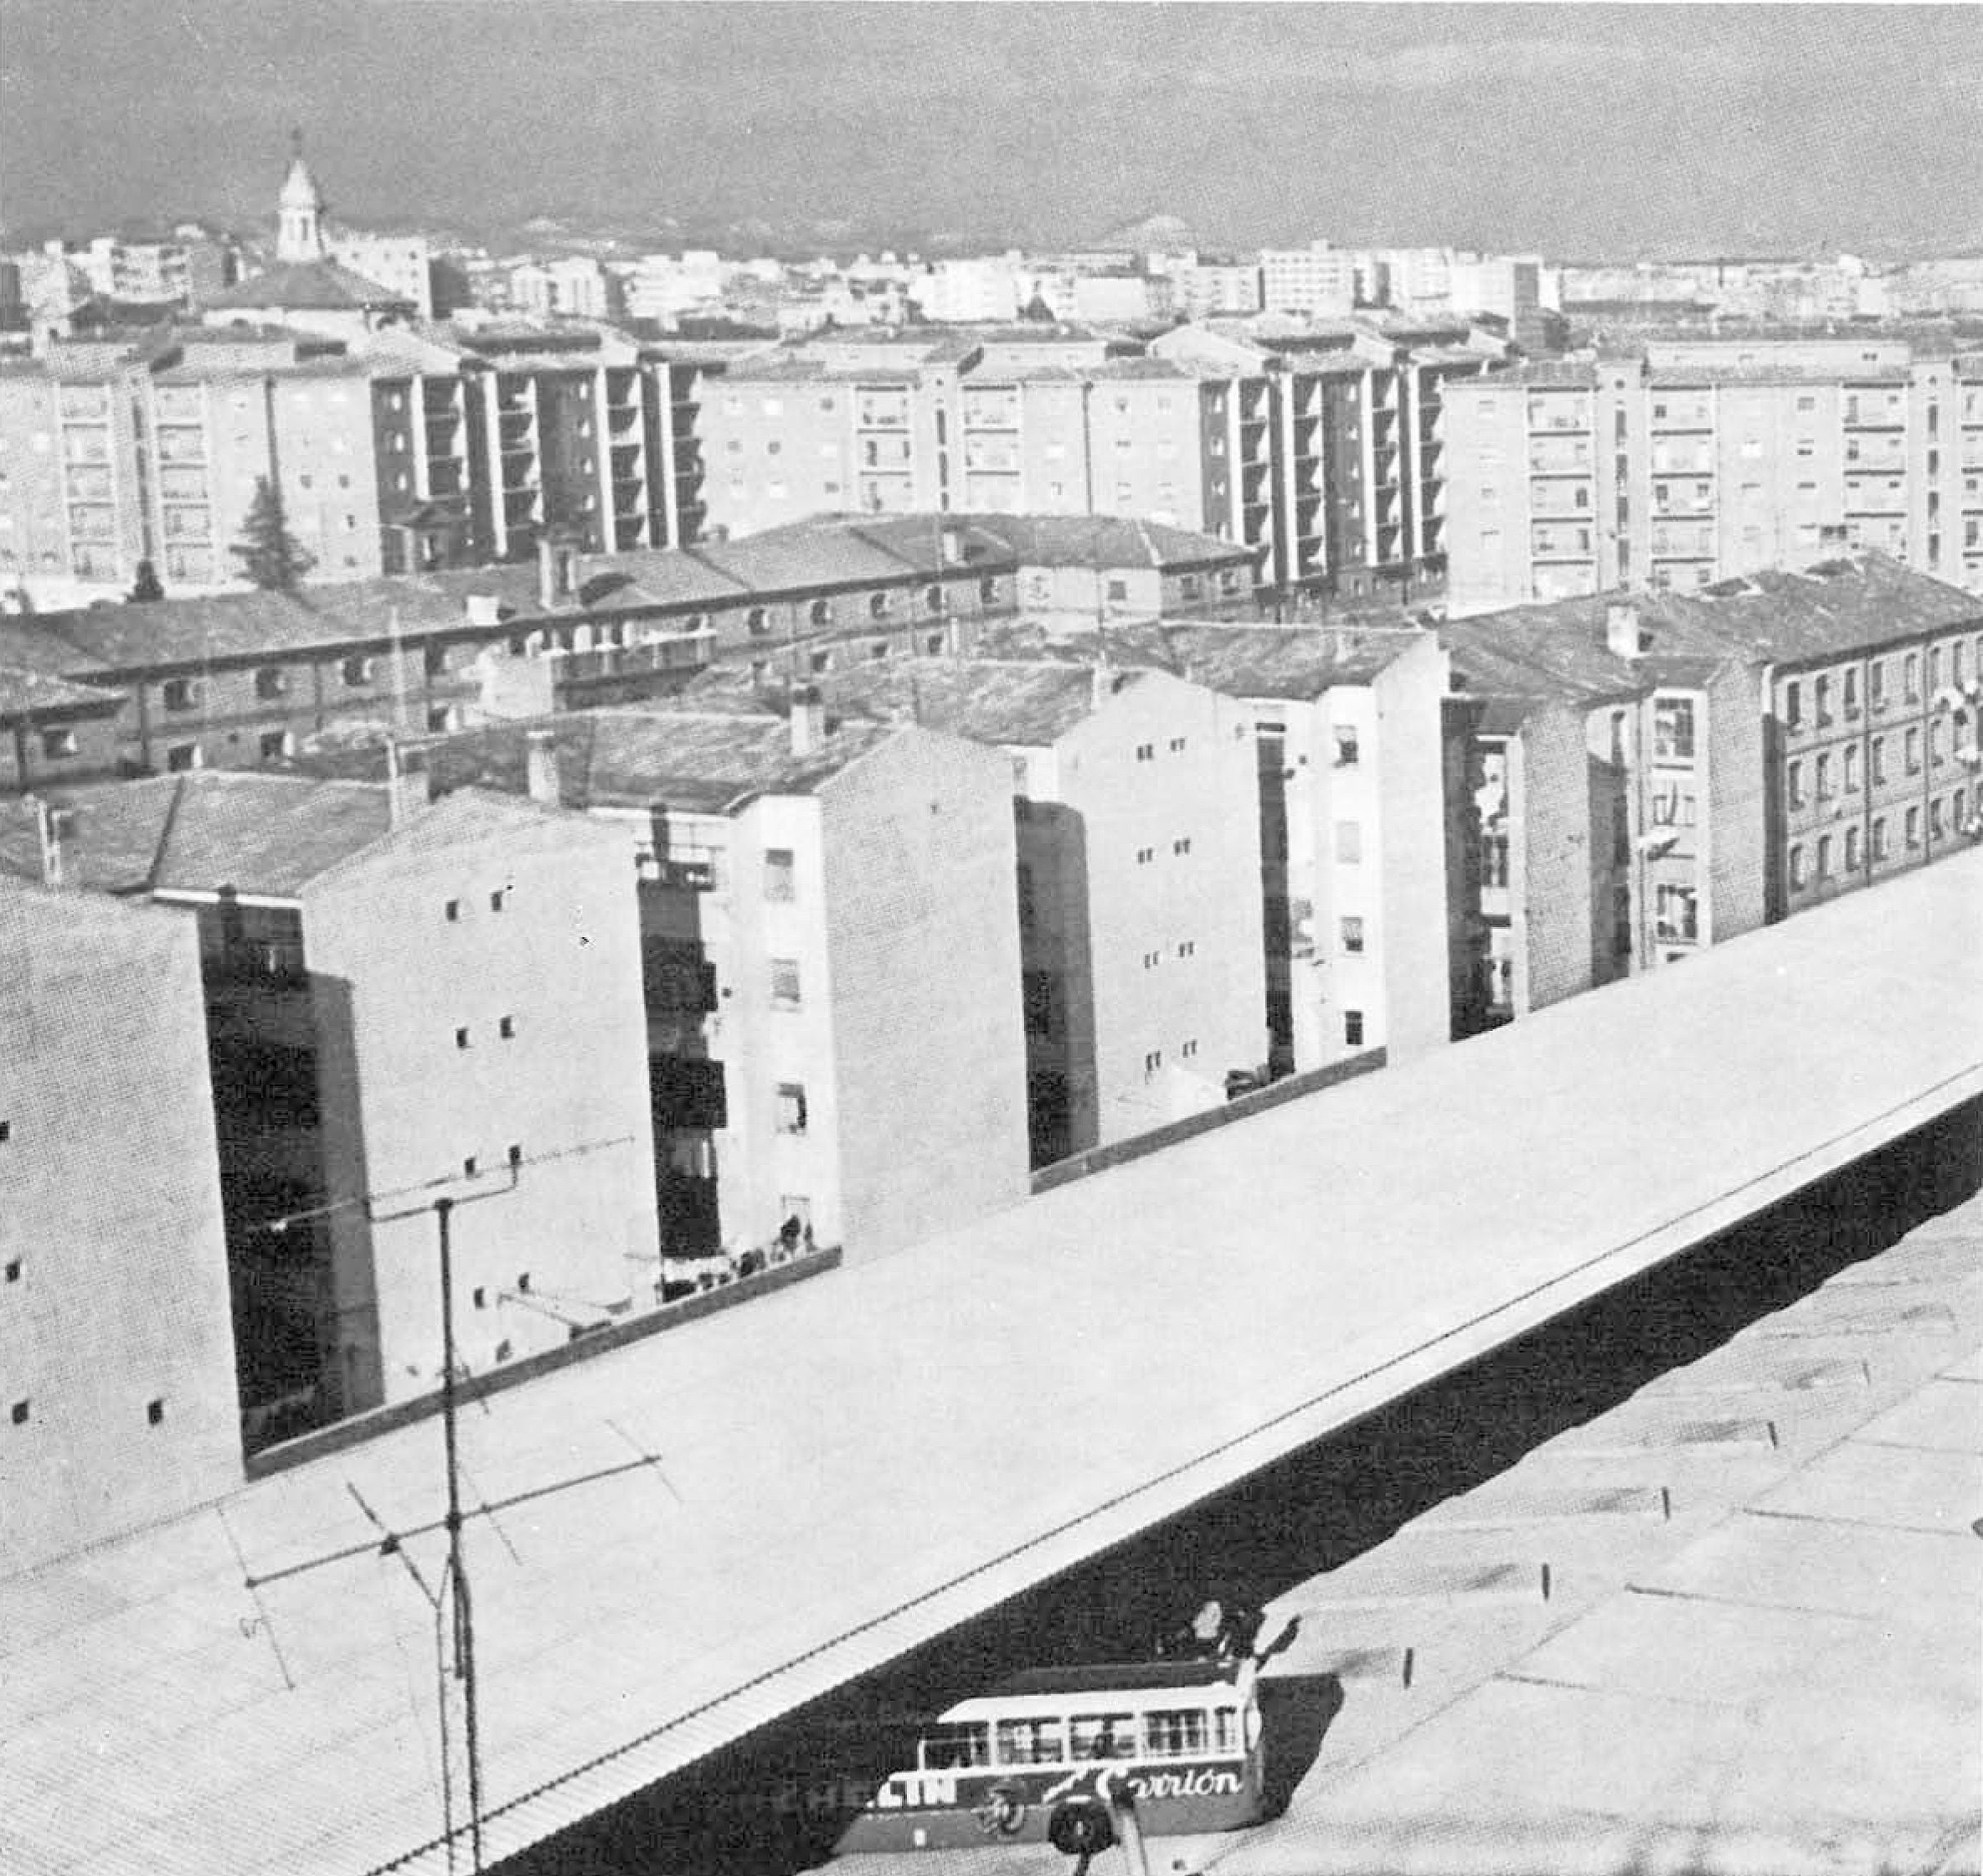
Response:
403,706,904,815
965,619,1425,695
202,259,410,312
960,513,1255,572
749,657,1150,748
0,664,123,721
0,770,579,898
1441,553,1983,719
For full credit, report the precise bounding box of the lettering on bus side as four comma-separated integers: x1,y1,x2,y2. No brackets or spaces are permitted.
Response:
1131,1766,1243,1801
873,1771,958,1811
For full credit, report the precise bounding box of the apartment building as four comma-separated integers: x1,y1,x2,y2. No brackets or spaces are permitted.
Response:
0,772,658,1436
1437,554,1981,1035
1444,334,1983,616
0,876,241,1569
698,658,1266,1164
401,704,1031,1260
971,617,1451,1077
1259,245,1360,319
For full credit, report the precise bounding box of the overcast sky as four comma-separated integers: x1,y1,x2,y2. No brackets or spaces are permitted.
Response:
4,3,1980,256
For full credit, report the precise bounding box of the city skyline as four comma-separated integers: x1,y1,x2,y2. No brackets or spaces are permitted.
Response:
4,3,1982,257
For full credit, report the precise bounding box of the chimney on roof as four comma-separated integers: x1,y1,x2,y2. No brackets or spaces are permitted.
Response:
27,796,68,889
1090,657,1116,712
537,531,580,611
384,742,429,827
938,519,966,565
525,728,561,807
790,684,826,756
1604,600,1646,660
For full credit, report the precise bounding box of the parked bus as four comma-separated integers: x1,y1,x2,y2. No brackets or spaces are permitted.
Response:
834,1656,1265,1855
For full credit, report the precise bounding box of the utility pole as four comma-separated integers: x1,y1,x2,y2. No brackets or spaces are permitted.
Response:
434,1196,485,1873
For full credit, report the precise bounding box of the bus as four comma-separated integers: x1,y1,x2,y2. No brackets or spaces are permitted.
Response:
833,1657,1265,1855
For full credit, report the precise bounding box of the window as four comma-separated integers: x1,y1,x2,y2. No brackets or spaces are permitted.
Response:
162,678,198,713
341,656,373,688
747,606,770,636
1143,1709,1211,1759
775,1084,808,1134
810,650,831,674
1336,820,1362,863
445,899,461,922
165,742,201,772
1816,834,1832,877
10,1400,27,1426
1789,844,1806,889
39,727,78,760
489,888,507,912
255,666,286,700
1136,846,1155,864
996,1719,1064,1768
1906,727,1922,775
980,577,998,604
1343,1010,1364,1047
1872,738,1887,786
1136,742,1155,762
1176,941,1195,958
498,1015,516,1040
1787,760,1804,809
1143,1050,1162,1075
770,958,801,1008
1340,915,1365,953
1844,826,1861,870
868,591,889,619
1904,652,1920,700
765,848,796,901
1906,805,1922,848
147,1399,165,1427
808,598,832,626
1656,884,1699,941
1843,745,1860,792
1872,817,1889,860
1332,726,1360,766
1815,754,1831,799
1654,698,1695,761
3,1259,18,1281
1168,737,1186,754
455,1027,471,1050
1783,681,1800,729
1105,579,1128,602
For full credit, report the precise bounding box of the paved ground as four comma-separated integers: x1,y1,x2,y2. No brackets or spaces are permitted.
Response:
835,1184,1983,1876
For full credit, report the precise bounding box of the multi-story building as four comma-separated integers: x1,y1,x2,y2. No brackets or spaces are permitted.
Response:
399,703,1032,1260
0,874,241,1569
0,771,660,1436
697,658,1266,1163
324,230,435,320
971,617,1451,1078
1438,554,1982,1036
1170,255,1264,322
1259,244,1360,319
1444,333,1983,615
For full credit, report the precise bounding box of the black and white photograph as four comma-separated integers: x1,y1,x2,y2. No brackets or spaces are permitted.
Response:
1,3,1980,1873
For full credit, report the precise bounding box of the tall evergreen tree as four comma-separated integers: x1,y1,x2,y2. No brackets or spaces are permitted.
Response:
128,559,165,603
230,477,314,592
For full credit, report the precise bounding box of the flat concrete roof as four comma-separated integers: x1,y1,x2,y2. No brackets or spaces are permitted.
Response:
7,852,1982,1876
835,1176,1983,1876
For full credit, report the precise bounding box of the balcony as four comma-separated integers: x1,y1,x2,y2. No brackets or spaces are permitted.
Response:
1650,402,1714,433
1527,441,1593,475
1842,399,1906,430
1526,399,1592,434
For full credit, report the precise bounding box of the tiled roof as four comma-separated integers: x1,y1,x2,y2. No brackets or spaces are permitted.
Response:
964,620,1424,695
0,770,580,899
1440,553,1983,719
202,259,411,312
0,772,393,895
747,657,1148,748
0,663,122,719
404,706,904,815
958,513,1255,572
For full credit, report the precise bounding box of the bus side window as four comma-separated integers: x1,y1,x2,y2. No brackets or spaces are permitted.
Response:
1143,1707,1210,1758
1213,1706,1239,1754
1070,1713,1137,1760
996,1718,1064,1766
919,1723,990,1770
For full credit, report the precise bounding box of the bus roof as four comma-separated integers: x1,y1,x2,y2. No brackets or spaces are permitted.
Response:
941,1659,1241,1714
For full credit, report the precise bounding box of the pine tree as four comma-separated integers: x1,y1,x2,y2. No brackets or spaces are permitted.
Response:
230,477,315,592
128,559,165,603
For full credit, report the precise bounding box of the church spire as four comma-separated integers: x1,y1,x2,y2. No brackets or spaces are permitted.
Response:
277,131,327,262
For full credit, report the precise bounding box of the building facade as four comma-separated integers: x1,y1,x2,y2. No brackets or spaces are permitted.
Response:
1444,335,1983,616
0,877,241,1568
